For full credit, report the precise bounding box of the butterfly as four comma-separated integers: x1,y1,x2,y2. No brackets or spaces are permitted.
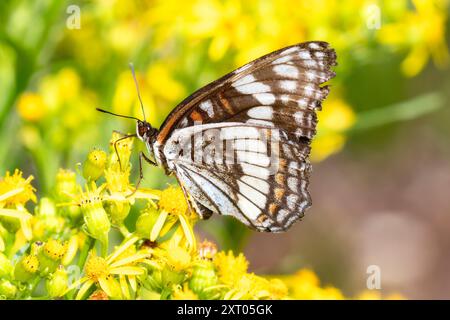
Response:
97,41,336,232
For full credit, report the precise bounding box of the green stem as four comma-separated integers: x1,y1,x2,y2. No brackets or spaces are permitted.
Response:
29,276,42,297
77,237,95,270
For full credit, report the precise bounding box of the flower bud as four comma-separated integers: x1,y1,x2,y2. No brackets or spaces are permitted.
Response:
162,268,186,286
0,252,12,277
189,260,219,299
30,241,44,256
135,207,159,238
14,254,39,282
0,279,17,299
82,149,107,181
38,239,66,273
104,199,131,225
46,265,68,298
81,195,110,245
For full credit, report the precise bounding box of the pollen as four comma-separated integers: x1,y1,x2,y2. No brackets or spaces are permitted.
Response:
158,186,188,216
85,254,109,281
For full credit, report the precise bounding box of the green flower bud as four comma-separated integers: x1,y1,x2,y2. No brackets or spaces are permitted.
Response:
14,254,39,282
0,279,17,299
104,199,131,225
82,149,107,181
162,268,186,286
46,265,68,298
38,239,66,274
135,207,159,238
81,195,110,244
189,260,219,299
30,241,44,256
0,252,13,277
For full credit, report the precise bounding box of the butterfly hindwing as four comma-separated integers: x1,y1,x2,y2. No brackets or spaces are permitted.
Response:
162,122,312,232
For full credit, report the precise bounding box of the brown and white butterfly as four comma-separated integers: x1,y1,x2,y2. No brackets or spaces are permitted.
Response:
98,41,336,232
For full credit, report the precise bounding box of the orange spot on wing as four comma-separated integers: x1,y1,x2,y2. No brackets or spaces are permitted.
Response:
190,110,203,122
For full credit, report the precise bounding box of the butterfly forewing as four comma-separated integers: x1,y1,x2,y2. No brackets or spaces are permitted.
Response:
155,41,337,232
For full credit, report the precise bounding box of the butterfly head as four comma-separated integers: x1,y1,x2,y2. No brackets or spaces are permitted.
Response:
136,120,157,142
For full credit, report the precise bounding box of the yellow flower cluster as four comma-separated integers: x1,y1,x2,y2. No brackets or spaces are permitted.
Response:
0,132,404,300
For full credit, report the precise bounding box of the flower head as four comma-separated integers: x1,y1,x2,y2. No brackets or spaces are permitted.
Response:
214,250,248,286
0,170,36,208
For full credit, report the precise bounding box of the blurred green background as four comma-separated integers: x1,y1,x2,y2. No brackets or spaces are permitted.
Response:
0,0,449,298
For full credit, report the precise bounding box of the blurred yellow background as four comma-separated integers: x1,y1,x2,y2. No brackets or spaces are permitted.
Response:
0,0,449,298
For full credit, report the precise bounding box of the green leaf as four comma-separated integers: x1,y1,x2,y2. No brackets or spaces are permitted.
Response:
351,92,444,131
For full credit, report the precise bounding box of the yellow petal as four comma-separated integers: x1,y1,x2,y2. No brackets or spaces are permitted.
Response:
140,259,161,270
66,277,87,293
128,275,137,292
106,236,139,264
20,217,32,240
99,276,121,299
0,236,4,252
109,252,151,268
150,210,168,241
120,275,130,300
0,208,32,219
179,214,196,251
0,187,24,202
76,279,94,300
109,266,145,275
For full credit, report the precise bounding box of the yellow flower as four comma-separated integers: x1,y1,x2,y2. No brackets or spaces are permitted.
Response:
378,0,449,77
16,92,47,122
214,250,248,286
223,273,287,300
158,186,188,217
149,186,195,250
0,169,36,208
68,237,152,299
282,269,345,300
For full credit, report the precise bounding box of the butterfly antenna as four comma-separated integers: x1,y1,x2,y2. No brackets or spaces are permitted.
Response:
129,63,146,122
96,108,140,121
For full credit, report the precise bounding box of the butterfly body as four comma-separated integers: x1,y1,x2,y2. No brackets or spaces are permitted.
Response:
131,41,336,232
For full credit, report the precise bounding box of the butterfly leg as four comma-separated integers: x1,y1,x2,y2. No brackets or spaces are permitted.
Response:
173,170,214,220
113,134,137,170
127,151,155,197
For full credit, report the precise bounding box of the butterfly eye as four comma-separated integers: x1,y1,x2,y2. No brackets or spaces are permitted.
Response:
137,122,146,137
